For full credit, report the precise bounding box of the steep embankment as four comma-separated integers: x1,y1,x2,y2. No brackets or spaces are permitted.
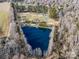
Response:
52,0,79,59
46,0,79,59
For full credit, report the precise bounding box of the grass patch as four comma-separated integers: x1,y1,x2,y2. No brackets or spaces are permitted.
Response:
76,21,79,30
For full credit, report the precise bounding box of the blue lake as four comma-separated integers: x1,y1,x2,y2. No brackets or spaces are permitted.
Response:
21,26,51,54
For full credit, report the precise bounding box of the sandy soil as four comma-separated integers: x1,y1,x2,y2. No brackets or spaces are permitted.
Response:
0,2,11,37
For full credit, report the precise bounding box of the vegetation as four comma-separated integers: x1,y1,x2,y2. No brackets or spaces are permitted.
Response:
35,5,48,13
28,5,48,14
25,20,31,23
15,3,26,12
39,22,47,27
15,3,48,13
49,6,58,19
76,21,79,30
17,5,26,12
0,27,3,33
27,5,35,12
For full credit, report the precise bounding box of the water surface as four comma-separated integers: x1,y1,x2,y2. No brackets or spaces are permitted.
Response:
22,26,51,54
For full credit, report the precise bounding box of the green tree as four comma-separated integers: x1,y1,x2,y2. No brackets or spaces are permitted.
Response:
42,5,48,14
49,6,57,18
15,3,26,12
0,27,3,33
28,5,33,12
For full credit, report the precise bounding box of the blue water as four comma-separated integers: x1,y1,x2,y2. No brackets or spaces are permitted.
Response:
21,26,51,54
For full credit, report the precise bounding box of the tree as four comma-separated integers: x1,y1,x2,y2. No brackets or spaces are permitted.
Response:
27,5,48,13
28,5,33,12
49,6,57,18
0,27,3,33
15,3,26,12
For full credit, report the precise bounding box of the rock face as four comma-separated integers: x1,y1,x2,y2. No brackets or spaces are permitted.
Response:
52,0,79,59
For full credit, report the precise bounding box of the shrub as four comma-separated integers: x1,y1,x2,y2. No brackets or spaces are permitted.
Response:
49,6,58,19
39,22,47,27
27,5,48,13
76,21,79,30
